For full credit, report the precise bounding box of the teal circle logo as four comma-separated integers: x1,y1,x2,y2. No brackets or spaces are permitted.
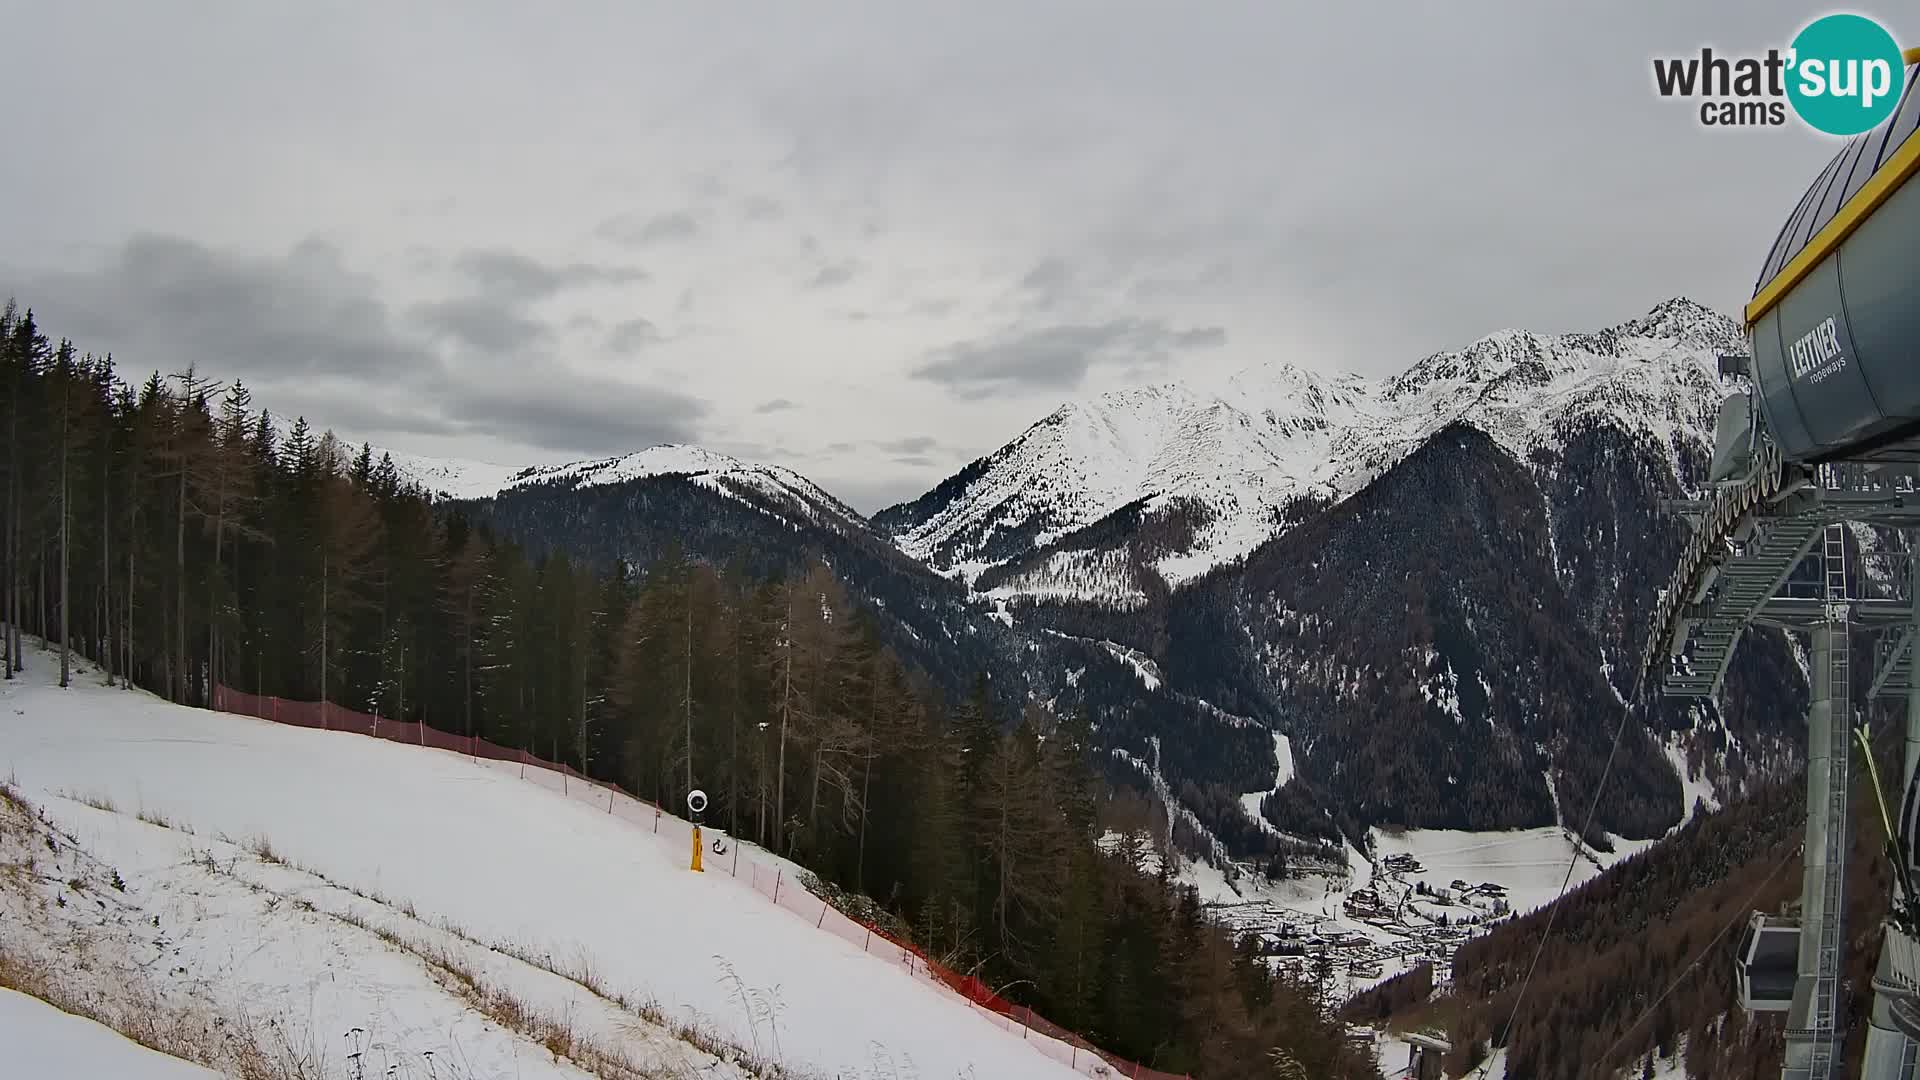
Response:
1786,14,1905,135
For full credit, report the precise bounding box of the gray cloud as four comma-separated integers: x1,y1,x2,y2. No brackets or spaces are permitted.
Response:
453,249,646,299
599,211,700,247
14,234,710,458
808,262,856,289
891,454,934,468
754,397,799,414
877,435,937,454
741,197,783,222
913,319,1227,399
411,250,646,355
1019,256,1074,310
17,234,432,378
413,296,551,353
606,317,663,354
446,370,707,454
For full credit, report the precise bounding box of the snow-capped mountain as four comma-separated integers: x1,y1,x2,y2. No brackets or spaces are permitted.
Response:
388,444,869,539
875,298,1740,605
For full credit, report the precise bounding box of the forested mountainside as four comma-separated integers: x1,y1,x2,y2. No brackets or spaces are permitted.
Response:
1375,715,1904,1080
0,301,1374,1080
447,463,1311,869
959,302,1811,844
451,464,1021,714
1151,422,1805,842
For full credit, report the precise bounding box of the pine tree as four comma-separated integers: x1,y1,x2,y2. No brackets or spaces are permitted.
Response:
48,340,89,687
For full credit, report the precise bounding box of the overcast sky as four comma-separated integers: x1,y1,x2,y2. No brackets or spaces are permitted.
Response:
0,2,1880,511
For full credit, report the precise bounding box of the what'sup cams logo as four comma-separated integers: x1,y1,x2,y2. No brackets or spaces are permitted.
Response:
1653,13,1906,134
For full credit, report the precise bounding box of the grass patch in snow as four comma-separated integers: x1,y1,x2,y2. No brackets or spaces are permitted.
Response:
136,806,190,833
55,788,118,815
249,833,285,865
0,788,304,1079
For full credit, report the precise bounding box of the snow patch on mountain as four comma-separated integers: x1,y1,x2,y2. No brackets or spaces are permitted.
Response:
379,451,531,500
1101,641,1164,691
1238,731,1296,833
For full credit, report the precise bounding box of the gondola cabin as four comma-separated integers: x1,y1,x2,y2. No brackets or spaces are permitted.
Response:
1735,913,1800,1012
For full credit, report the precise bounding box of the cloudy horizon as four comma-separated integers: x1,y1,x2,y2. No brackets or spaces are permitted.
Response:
0,2,1871,511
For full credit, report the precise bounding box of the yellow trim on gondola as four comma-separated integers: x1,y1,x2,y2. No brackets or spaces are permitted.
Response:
1747,47,1920,326
1747,126,1920,327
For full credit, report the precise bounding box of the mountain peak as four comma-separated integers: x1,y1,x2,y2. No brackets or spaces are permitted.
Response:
1613,296,1742,352
512,444,753,487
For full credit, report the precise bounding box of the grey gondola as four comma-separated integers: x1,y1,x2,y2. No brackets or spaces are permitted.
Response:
1736,913,1801,1013
1746,65,1920,465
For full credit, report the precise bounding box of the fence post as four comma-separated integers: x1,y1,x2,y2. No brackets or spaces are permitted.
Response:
816,903,827,929
731,842,740,877
773,869,782,903
863,926,872,951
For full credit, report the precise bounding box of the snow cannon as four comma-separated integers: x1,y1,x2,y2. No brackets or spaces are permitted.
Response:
1745,54,1920,467
688,789,708,873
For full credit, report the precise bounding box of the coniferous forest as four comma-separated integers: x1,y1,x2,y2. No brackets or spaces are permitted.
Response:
0,301,1376,1079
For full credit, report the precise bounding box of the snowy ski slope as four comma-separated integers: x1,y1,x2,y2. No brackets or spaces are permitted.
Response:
0,649,1088,1080
0,989,220,1079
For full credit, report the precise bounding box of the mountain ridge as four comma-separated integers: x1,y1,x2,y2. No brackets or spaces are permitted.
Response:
873,296,1737,609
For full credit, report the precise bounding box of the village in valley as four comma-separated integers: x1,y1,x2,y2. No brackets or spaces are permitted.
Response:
1202,847,1512,994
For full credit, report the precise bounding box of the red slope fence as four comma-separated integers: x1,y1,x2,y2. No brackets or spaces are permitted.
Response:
210,685,1191,1080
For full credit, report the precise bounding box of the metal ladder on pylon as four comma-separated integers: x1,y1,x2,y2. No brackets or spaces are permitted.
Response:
1812,521,1853,1080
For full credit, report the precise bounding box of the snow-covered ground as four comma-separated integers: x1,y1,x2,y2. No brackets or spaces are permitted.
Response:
1368,825,1660,920
0,988,219,1079
0,645,1088,1080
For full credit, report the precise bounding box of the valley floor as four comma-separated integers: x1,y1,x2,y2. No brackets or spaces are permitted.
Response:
1171,819,1658,1004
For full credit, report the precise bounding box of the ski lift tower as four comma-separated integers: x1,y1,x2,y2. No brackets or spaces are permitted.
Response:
1639,49,1920,1079
1657,454,1920,1079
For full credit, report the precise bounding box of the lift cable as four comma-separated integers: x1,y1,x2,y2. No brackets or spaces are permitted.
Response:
1470,698,1634,1078
1587,842,1799,1079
